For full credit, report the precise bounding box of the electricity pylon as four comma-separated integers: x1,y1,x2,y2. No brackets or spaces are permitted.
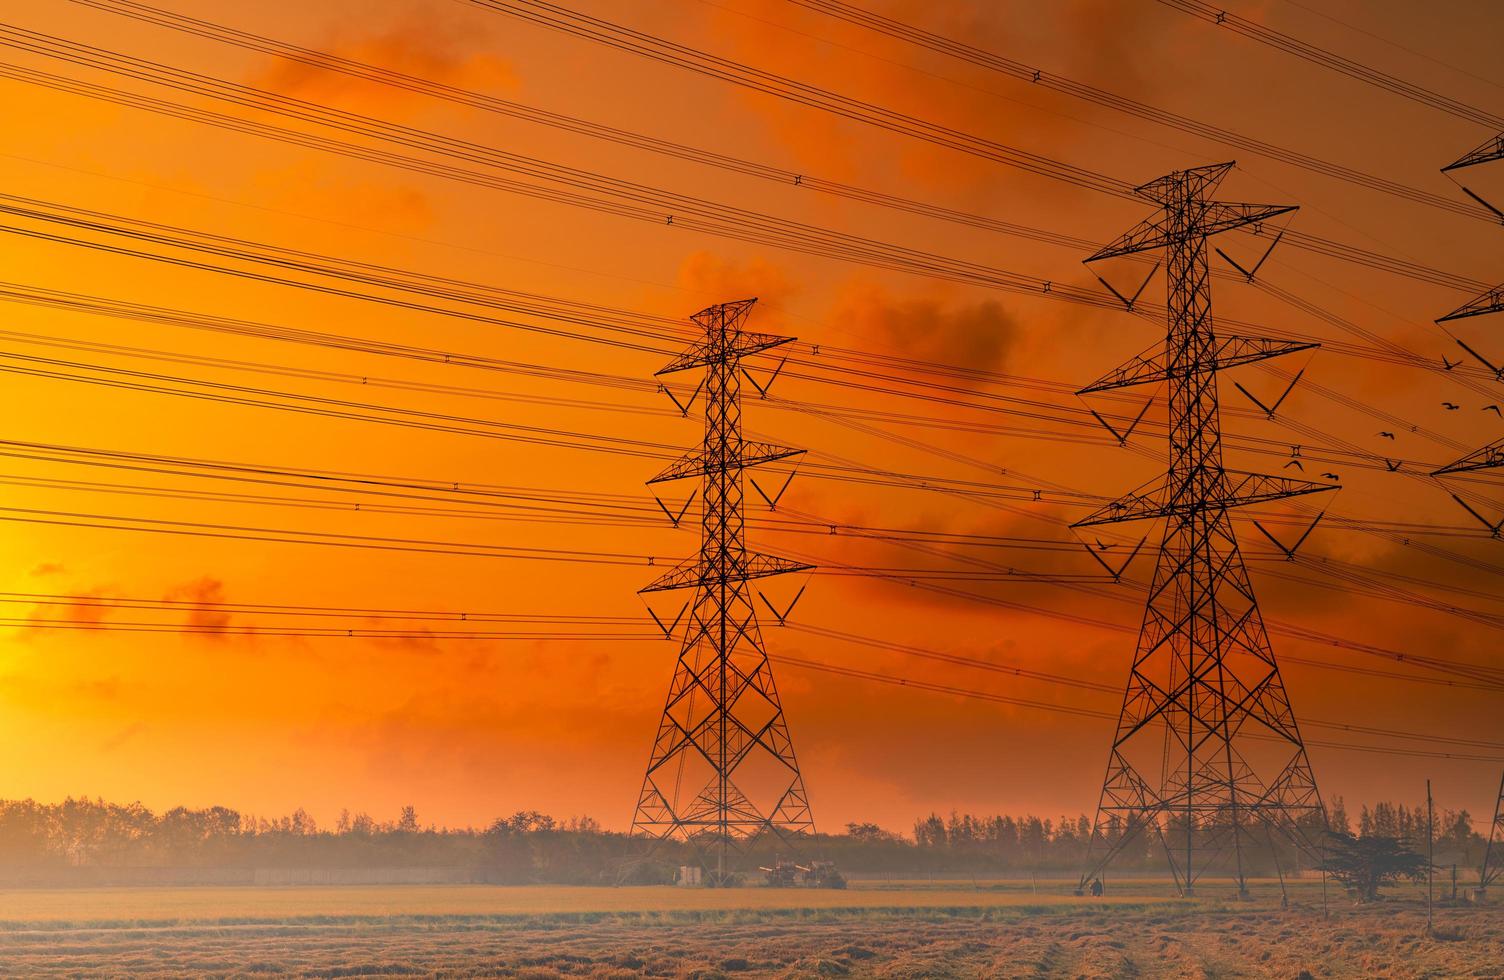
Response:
1434,132,1504,479
1431,137,1504,900
1482,769,1504,897
1075,162,1334,896
632,298,815,885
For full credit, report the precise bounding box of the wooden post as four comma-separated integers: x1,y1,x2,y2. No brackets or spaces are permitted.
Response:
1426,780,1434,936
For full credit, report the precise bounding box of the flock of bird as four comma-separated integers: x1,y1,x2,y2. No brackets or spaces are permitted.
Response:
1271,402,1500,481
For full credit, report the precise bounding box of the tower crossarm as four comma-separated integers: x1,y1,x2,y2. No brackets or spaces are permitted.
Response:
656,329,795,374
1073,471,1334,528
1079,335,1318,393
1434,438,1504,476
647,444,804,484
1444,133,1504,173
656,297,795,374
638,551,813,594
1437,284,1504,324
1087,202,1297,261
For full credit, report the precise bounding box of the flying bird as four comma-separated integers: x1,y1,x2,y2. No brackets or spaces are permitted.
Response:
1486,405,1502,416
1322,472,1340,481
1443,402,1460,410
1443,356,1460,371
1094,539,1116,551
1385,459,1402,472
1283,459,1304,471
1378,431,1395,440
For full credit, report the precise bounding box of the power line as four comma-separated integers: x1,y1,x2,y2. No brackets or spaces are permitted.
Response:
0,590,649,624
1276,0,1504,97
463,0,1485,291
6,302,1449,484
0,502,660,565
0,192,1484,494
790,0,1493,222
1155,0,1504,131
771,656,1504,763
9,620,659,640
8,438,1501,641
9,583,1494,753
2,18,1484,306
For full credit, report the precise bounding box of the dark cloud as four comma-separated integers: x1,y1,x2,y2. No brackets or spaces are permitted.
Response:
164,577,233,637
246,13,518,112
20,590,111,640
100,722,146,754
839,285,1022,375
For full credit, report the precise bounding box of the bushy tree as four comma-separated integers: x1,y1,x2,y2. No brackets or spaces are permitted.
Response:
1319,832,1429,902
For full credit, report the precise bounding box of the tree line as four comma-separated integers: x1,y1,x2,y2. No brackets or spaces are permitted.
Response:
0,796,1491,884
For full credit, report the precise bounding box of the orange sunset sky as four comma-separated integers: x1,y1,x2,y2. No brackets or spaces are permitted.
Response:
1,0,1503,834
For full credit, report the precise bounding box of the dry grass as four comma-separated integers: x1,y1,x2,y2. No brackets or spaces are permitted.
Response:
0,880,1499,977
0,881,1167,926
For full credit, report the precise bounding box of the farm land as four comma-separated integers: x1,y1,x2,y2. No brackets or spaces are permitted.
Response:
1,878,1501,978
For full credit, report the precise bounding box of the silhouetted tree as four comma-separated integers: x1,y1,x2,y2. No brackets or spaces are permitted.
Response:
1319,832,1429,902
1328,796,1351,836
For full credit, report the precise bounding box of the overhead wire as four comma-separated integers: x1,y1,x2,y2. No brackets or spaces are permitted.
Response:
5,587,1494,755
1154,0,1504,131
788,0,1494,222
462,0,1486,292
0,22,1486,303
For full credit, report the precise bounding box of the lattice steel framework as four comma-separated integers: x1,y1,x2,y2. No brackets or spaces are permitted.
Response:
631,298,814,884
1076,163,1334,896
1434,133,1504,478
1430,137,1504,898
1482,769,1504,895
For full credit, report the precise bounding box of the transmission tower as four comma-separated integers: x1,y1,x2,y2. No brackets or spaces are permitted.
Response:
1428,136,1504,900
1075,162,1335,896
1482,769,1504,897
632,298,815,885
1433,133,1504,480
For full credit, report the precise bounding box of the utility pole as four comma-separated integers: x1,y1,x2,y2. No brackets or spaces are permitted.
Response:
1075,162,1334,897
632,298,815,885
1427,779,1434,935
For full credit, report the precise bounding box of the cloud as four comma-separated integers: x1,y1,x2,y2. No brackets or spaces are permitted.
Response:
164,577,233,637
19,590,112,640
246,15,519,115
689,0,1174,201
834,282,1022,374
675,252,800,314
247,159,436,232
368,630,444,655
100,722,146,753
74,677,123,702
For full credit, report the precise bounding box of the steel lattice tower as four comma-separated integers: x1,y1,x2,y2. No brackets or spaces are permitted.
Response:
632,298,815,884
1482,770,1504,896
1075,163,1335,896
1434,133,1504,479
1428,135,1504,899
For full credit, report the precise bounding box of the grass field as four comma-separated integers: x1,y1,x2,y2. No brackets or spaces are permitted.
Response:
0,879,1498,977
0,879,1174,924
